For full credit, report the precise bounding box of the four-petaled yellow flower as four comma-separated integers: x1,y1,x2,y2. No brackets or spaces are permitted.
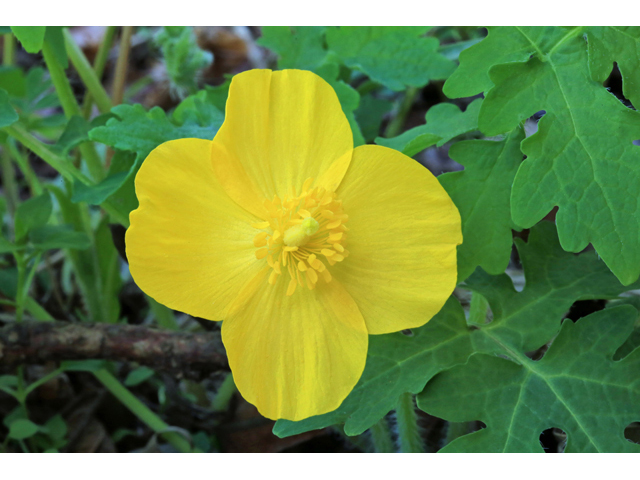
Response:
126,69,462,421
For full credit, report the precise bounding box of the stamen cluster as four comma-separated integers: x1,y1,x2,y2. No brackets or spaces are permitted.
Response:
252,177,349,295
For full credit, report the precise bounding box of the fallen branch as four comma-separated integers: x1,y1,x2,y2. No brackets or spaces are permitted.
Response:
0,321,229,378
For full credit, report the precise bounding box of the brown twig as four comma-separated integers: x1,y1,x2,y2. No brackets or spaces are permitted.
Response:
0,321,228,379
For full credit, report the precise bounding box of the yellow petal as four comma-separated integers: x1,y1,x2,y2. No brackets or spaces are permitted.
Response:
222,269,368,421
126,138,263,320
333,145,462,335
211,69,353,216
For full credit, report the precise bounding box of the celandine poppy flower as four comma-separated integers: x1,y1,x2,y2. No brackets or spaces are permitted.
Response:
126,69,462,421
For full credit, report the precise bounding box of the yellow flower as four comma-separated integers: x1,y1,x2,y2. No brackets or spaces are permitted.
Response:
126,69,462,421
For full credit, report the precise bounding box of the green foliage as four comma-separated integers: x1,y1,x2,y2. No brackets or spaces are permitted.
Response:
445,26,640,286
14,192,52,243
10,26,46,54
376,98,482,157
0,89,18,127
418,306,640,452
326,27,455,91
439,126,524,281
8,418,39,440
258,26,328,71
155,26,213,98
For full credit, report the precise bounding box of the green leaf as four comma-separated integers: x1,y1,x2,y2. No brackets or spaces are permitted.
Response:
258,26,328,70
42,414,67,441
439,125,524,282
418,306,640,452
0,66,26,97
155,26,213,97
354,95,393,143
71,171,128,205
172,89,225,129
55,115,90,155
14,192,52,242
586,27,640,109
124,367,156,387
11,26,46,54
447,26,640,285
60,359,107,372
274,297,475,437
326,27,455,91
315,63,364,146
375,98,482,156
0,88,18,127
89,103,223,161
29,224,91,251
0,235,17,254
8,418,39,440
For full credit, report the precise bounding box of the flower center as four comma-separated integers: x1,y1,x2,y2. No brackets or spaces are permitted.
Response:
252,177,349,296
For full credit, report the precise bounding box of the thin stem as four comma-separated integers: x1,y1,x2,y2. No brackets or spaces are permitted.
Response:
23,367,65,397
6,139,43,196
42,39,104,181
148,297,179,330
369,417,395,453
93,369,192,453
395,392,425,453
3,124,129,227
3,33,15,65
82,26,117,119
16,366,29,418
0,148,18,220
211,373,237,412
385,87,418,138
64,29,113,114
112,26,134,105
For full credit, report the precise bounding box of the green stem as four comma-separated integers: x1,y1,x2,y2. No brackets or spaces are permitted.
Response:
64,29,113,115
3,33,15,65
93,369,192,453
356,79,379,96
82,26,117,119
0,148,18,220
369,417,395,453
15,366,29,418
148,297,179,330
395,392,425,453
3,124,129,227
6,139,43,196
385,87,418,138
211,373,237,412
42,39,104,181
112,27,134,105
23,368,65,397
469,291,489,326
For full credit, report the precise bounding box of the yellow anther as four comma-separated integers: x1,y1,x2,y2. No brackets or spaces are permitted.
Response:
333,243,345,252
286,278,297,296
284,246,299,252
328,232,343,242
333,254,345,262
298,209,311,218
283,217,320,247
320,210,334,219
253,231,268,247
268,270,279,285
255,248,268,259
327,219,342,229
273,261,282,274
306,267,318,284
321,249,335,257
298,261,308,272
308,254,317,264
272,230,281,241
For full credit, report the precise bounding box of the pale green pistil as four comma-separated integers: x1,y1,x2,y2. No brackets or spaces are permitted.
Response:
283,217,320,247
